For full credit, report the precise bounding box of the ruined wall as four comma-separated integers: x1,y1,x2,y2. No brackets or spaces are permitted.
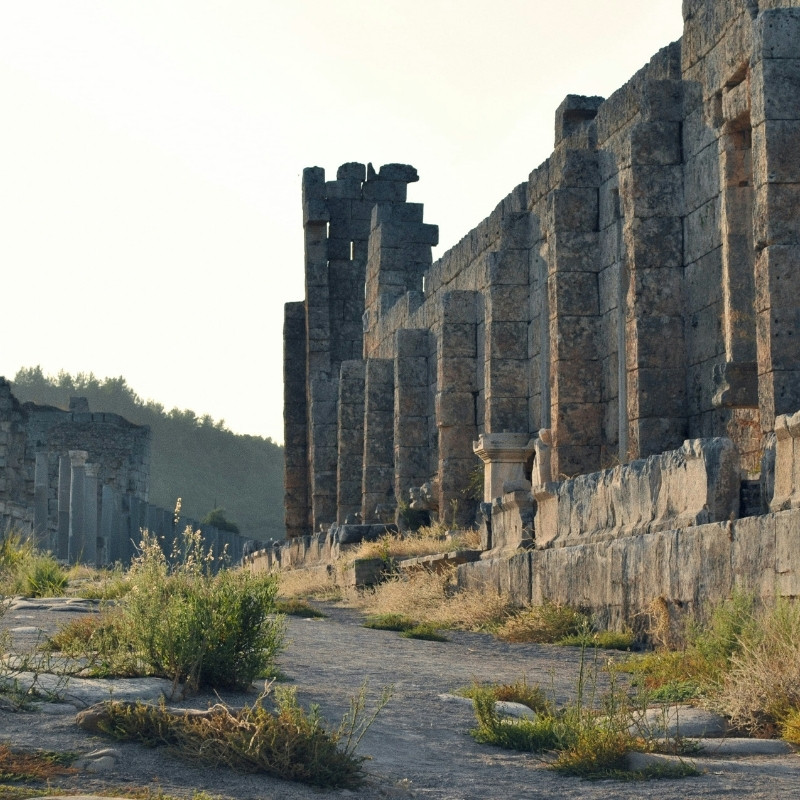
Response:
284,0,800,540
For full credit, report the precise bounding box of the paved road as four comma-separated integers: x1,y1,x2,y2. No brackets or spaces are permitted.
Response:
2,598,800,799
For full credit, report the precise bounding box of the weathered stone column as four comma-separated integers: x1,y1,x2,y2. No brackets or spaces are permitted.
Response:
56,455,71,559
472,433,535,502
547,145,604,475
284,301,310,538
394,329,432,510
67,450,88,563
362,358,395,522
100,484,117,565
484,212,531,433
309,377,338,532
83,464,99,566
337,360,366,524
436,291,478,527
33,451,49,549
751,10,800,431
621,80,687,459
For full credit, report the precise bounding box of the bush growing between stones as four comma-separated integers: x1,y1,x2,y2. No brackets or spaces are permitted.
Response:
0,530,67,597
495,601,590,644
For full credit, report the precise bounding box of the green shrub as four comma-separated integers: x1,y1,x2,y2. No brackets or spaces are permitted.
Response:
117,528,284,693
459,678,552,714
363,613,415,632
559,629,635,650
21,554,67,598
274,598,326,618
400,623,448,642
495,601,590,643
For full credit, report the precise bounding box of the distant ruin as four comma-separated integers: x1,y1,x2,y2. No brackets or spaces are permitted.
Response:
278,0,800,624
0,378,245,565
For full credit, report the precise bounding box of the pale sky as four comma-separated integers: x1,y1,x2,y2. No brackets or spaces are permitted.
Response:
0,1,683,443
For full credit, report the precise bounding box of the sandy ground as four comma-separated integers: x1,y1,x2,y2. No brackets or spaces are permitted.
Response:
2,599,800,800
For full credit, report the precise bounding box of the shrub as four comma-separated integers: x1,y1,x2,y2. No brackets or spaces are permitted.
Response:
91,528,286,693
21,554,67,598
458,678,552,714
400,623,448,642
495,601,589,643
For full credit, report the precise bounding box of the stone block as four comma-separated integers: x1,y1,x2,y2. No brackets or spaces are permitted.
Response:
551,360,602,405
752,57,800,127
500,212,531,249
484,358,528,397
484,397,529,433
628,368,687,419
547,188,599,232
550,315,600,362
439,324,477,358
684,197,721,264
554,94,604,147
485,285,530,322
487,321,528,360
550,230,602,273
326,179,361,200
628,121,682,166
362,180,408,202
754,245,800,314
753,120,800,187
640,79,684,122
336,162,366,182
757,306,800,371
436,391,476,427
628,268,683,316
395,386,429,417
395,416,430,449
550,148,600,189
684,142,721,214
485,249,529,285
620,165,683,219
547,272,598,317
438,357,477,391
626,315,685,371
755,182,800,248
376,163,418,182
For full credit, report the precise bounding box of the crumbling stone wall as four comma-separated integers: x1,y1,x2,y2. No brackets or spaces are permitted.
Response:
285,0,800,540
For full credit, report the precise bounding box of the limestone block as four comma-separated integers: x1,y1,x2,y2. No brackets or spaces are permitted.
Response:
487,321,528,359
439,324,476,358
683,105,718,161
326,179,361,200
302,166,326,199
628,121,682,166
550,363,602,405
753,120,800,187
336,162,366,181
485,285,530,323
755,182,800,248
684,196,721,265
619,165,683,219
629,268,683,316
640,79,684,122
547,272,598,317
626,316,685,371
550,230,602,273
751,58,800,126
550,148,600,189
376,163,419,182
484,397,529,433
395,417,429,449
362,181,407,202
500,212,531,249
438,356,477,390
554,94,604,147
731,514,776,599
435,391,475,427
484,358,528,397
547,188,599,232
485,249,529,285
684,143,721,214
489,493,535,554
754,245,800,315
775,509,800,596
550,315,600,362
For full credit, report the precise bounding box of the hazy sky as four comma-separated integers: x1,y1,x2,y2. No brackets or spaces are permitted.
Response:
0,1,683,443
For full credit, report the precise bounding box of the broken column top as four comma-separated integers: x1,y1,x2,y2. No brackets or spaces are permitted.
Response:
554,94,605,147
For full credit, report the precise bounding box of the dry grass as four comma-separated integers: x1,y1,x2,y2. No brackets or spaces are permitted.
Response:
276,566,341,601
495,601,588,643
348,526,480,562
351,568,512,630
0,747,76,782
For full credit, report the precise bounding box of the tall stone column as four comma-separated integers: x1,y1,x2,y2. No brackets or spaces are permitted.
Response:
436,291,478,527
621,80,687,459
394,329,432,509
100,484,117,566
67,450,88,564
337,360,366,523
484,212,532,433
83,464,99,566
56,455,71,559
361,358,395,522
547,148,604,475
33,451,49,550
751,11,800,430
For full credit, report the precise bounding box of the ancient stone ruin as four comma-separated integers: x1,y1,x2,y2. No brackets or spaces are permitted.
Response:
0,378,245,565
279,0,800,625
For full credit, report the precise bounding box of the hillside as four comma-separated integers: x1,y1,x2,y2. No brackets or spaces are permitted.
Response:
10,367,285,541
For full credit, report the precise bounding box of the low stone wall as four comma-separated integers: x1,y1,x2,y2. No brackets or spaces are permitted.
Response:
457,508,800,631
532,438,741,549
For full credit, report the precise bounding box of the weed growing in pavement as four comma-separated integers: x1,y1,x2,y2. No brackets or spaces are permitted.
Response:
91,682,392,789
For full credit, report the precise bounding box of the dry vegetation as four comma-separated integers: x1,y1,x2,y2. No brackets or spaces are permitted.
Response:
347,524,480,561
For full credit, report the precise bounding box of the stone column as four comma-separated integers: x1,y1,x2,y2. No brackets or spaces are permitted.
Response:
751,11,800,430
436,291,478,527
56,455,71,559
33,451,49,549
284,301,310,538
100,484,117,565
83,464,99,566
621,80,687,459
472,433,535,503
547,157,603,476
337,360,366,523
67,450,88,563
361,358,395,522
484,212,531,433
394,329,432,509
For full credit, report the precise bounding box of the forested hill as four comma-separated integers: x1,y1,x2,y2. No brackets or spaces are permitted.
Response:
11,367,285,542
